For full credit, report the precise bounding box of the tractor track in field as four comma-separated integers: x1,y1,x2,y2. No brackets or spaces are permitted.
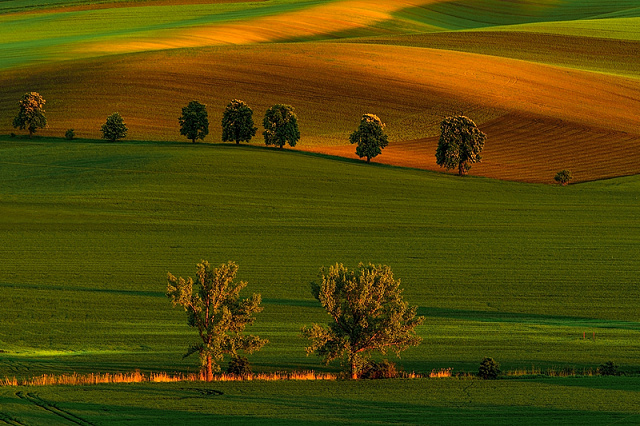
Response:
0,411,25,426
15,392,94,426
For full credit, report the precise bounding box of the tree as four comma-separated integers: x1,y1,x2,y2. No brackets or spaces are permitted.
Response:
478,357,500,379
166,261,268,381
263,104,300,148
554,169,572,186
13,92,47,138
101,112,127,142
179,100,209,143
222,99,257,145
349,113,389,163
302,263,424,379
436,115,486,176
597,361,619,376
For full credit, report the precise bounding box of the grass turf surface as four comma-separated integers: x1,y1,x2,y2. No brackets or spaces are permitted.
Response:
1,378,640,424
1,137,639,380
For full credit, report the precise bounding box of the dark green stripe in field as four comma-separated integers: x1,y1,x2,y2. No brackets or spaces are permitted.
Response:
1,379,639,424
0,137,639,378
394,0,640,30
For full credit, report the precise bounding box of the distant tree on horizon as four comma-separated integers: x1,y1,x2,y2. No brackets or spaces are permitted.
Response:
179,100,209,143
166,260,268,382
222,99,257,145
436,115,486,176
349,113,389,163
554,169,572,186
13,92,47,138
302,263,424,380
263,104,300,148
100,112,127,142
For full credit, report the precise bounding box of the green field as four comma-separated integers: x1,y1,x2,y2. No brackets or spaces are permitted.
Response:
1,137,638,379
2,378,640,424
1,0,640,423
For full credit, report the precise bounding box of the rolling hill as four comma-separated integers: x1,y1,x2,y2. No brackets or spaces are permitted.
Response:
1,0,639,183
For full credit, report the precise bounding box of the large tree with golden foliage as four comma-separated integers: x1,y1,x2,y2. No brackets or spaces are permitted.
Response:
13,92,47,138
302,263,424,379
167,261,267,381
436,115,486,176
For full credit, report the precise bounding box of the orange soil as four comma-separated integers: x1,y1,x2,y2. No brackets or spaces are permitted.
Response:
74,0,445,54
1,42,638,184
305,112,640,184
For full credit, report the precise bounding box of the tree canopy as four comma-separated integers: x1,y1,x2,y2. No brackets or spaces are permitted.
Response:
179,100,209,143
436,115,486,176
302,263,424,379
554,169,572,185
263,104,300,148
222,99,257,144
100,112,127,142
13,92,47,138
349,113,389,163
167,261,267,381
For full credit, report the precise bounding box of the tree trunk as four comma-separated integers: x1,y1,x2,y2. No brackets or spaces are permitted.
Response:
236,140,239,145
206,355,213,382
458,162,465,176
192,138,196,143
366,157,370,164
350,355,358,380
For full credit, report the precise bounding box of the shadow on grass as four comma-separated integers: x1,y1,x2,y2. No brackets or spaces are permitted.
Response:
0,281,163,298
418,307,640,330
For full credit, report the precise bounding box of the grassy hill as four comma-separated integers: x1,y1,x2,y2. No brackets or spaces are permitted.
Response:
0,0,639,183
1,137,639,379
0,2,639,421
1,136,639,422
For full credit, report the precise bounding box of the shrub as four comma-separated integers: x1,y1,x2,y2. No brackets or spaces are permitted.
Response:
226,356,252,376
478,357,500,379
597,361,619,376
554,169,572,185
65,129,75,140
359,360,402,379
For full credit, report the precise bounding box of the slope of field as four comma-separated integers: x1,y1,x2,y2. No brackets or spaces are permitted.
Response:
352,30,640,79
2,39,639,183
2,379,640,424
1,0,639,183
1,139,639,380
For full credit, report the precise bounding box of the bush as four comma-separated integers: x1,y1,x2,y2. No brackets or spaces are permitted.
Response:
359,360,402,379
65,129,75,140
597,361,619,376
226,356,252,376
478,357,500,379
554,169,572,185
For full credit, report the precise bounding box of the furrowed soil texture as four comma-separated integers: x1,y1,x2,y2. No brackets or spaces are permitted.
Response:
1,139,639,380
0,0,639,183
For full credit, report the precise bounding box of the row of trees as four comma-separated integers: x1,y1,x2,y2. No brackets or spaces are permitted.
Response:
167,261,424,381
180,99,300,148
11,92,572,183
